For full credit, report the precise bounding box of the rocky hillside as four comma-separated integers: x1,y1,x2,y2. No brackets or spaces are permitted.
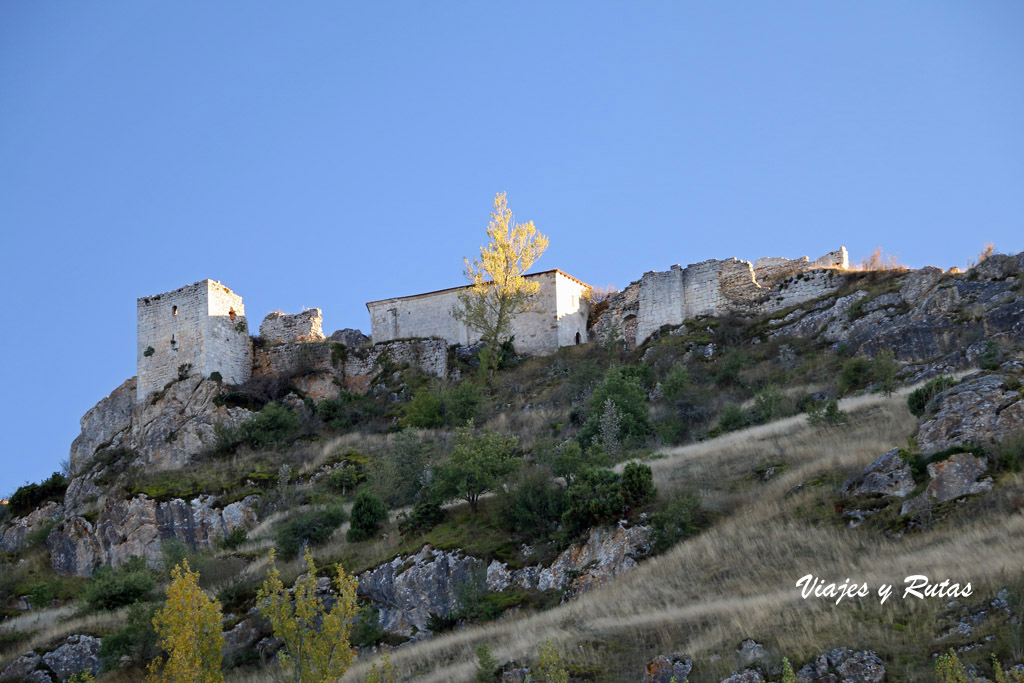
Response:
2,252,1023,682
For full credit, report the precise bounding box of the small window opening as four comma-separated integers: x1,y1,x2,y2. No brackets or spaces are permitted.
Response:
172,305,178,317
228,308,237,323
170,335,177,351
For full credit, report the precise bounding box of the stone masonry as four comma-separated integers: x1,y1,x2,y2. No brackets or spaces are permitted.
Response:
259,309,326,343
594,247,849,348
366,269,590,356
136,280,252,403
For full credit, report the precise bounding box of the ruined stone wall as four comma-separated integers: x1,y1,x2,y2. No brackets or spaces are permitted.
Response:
367,271,586,356
753,256,810,287
637,267,685,346
137,280,250,403
253,338,448,397
592,247,849,348
260,310,325,343
761,268,848,313
205,282,252,389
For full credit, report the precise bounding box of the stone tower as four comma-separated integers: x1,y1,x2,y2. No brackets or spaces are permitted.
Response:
136,280,252,402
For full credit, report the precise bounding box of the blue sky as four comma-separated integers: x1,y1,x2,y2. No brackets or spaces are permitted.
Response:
1,2,1022,493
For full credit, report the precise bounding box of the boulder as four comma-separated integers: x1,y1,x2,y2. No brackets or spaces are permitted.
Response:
329,328,370,347
643,653,693,682
901,453,993,515
831,649,885,682
917,374,1024,454
41,635,102,680
796,649,885,683
0,652,42,682
843,449,915,498
719,670,764,683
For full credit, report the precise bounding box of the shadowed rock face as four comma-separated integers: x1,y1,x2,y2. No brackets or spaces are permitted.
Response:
843,448,915,498
0,635,103,683
916,373,1024,454
0,502,63,554
48,494,259,576
356,524,650,637
357,546,484,636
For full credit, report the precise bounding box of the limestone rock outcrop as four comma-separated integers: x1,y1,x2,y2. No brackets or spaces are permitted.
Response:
0,635,102,683
0,502,63,553
916,373,1024,455
357,524,649,637
486,524,651,598
48,494,260,576
901,453,993,516
357,546,483,636
843,448,915,499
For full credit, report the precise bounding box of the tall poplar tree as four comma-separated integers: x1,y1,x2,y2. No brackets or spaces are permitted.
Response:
453,192,549,375
147,560,225,683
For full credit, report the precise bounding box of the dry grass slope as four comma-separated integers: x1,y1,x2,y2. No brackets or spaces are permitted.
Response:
292,389,1021,682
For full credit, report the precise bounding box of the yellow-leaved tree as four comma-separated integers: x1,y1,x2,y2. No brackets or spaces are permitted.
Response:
256,547,358,683
147,560,225,683
453,191,549,376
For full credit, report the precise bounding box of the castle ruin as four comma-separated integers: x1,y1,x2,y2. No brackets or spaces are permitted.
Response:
136,248,850,402
366,269,591,355
136,280,252,402
593,247,849,348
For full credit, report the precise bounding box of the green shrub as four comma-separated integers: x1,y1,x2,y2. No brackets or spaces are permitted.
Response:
714,350,749,388
498,468,566,540
620,462,655,508
434,427,518,513
714,404,748,434
217,526,248,550
326,464,362,496
274,505,347,558
367,428,429,507
872,349,898,396
317,392,376,431
347,491,389,542
562,469,624,536
82,556,157,611
807,399,845,427
397,499,445,535
979,341,1003,371
98,602,159,668
752,384,785,423
403,382,481,428
9,472,68,517
578,366,650,450
475,644,499,683
236,402,300,450
650,494,710,553
907,376,955,417
994,432,1024,473
350,603,386,648
661,364,691,401
839,357,873,394
544,441,606,489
